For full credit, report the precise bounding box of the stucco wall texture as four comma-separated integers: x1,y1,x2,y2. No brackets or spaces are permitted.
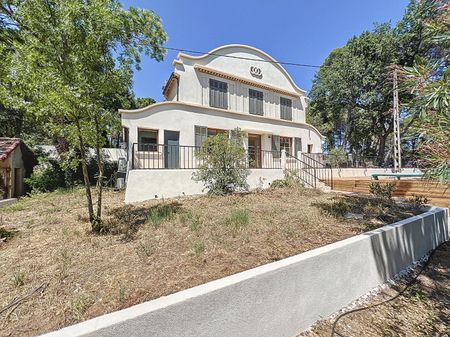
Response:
41,207,448,337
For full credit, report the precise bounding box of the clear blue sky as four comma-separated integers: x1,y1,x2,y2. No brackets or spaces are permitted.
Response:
120,0,410,101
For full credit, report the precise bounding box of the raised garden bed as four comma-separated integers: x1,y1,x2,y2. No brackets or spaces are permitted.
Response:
0,186,432,336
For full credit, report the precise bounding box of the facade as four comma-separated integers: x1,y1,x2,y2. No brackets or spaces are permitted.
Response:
0,138,37,199
120,45,325,201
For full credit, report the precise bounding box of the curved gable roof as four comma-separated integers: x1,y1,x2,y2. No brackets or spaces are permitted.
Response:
175,44,306,94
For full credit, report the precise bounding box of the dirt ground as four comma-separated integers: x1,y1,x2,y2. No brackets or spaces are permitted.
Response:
0,186,426,336
303,241,450,337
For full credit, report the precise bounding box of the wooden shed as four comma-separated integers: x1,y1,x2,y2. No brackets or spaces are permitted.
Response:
0,138,37,199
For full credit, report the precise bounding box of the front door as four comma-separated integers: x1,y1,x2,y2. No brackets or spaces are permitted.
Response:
164,130,180,169
247,134,261,168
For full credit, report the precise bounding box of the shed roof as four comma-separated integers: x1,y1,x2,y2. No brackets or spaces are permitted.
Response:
0,138,21,161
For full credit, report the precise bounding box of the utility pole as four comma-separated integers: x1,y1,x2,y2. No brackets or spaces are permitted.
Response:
392,67,402,172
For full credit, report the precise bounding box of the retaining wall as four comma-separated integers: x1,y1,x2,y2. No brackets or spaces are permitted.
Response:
125,169,284,203
331,167,420,179
41,207,449,337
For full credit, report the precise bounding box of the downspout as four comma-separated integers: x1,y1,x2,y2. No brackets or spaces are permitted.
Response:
176,76,179,101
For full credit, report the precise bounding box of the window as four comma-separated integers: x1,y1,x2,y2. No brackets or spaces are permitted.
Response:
307,144,313,153
280,137,292,155
280,97,292,120
195,126,228,147
138,129,158,151
249,89,263,115
209,79,228,109
271,135,280,158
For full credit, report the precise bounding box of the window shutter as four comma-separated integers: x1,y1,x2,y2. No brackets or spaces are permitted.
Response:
294,137,302,156
195,126,207,147
272,135,280,158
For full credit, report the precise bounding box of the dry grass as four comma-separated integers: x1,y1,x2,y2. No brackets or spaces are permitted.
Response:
0,186,422,337
303,242,450,337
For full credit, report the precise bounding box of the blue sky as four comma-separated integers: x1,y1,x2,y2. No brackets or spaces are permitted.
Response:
121,0,410,101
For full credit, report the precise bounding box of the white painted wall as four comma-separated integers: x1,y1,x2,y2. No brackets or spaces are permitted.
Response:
125,168,284,203
170,45,308,123
332,167,421,178
122,102,323,155
40,207,449,337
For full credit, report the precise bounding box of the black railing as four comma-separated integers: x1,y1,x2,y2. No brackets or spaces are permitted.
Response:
285,154,319,188
132,143,282,170
132,143,203,169
302,154,334,189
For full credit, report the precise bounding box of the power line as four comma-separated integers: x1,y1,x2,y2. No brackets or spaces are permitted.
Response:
164,46,322,69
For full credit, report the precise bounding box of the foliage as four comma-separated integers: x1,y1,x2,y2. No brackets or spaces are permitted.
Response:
0,0,167,230
308,0,444,161
146,203,180,228
224,209,249,234
192,129,249,195
407,194,429,209
368,182,396,201
271,169,305,188
401,2,449,181
24,156,65,192
328,148,347,168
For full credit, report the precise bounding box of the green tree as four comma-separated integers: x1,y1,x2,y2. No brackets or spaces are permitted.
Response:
402,2,449,181
308,0,443,162
1,0,167,230
193,130,250,195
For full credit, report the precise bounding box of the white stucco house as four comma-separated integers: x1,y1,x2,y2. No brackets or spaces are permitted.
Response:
120,44,326,202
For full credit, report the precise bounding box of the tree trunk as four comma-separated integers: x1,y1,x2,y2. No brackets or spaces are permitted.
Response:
94,116,104,220
76,121,94,222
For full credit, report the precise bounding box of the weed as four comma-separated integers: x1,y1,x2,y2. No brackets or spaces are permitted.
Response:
190,214,203,232
13,270,26,287
0,226,16,242
5,202,25,212
224,209,249,235
118,285,127,304
408,194,429,211
56,248,72,281
147,203,179,228
136,239,156,261
69,293,92,320
179,211,192,225
191,241,205,256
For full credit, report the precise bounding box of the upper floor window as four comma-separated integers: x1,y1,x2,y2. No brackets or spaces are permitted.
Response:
209,79,228,109
249,89,263,116
280,97,292,120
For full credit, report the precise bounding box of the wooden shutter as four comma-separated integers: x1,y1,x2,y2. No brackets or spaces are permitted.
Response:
294,137,302,156
195,126,207,147
280,97,292,120
272,135,280,158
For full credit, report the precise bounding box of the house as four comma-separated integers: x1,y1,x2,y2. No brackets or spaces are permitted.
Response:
0,138,37,199
120,44,325,202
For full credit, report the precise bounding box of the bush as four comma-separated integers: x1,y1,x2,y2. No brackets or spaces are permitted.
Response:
25,156,65,192
328,148,347,168
368,182,396,201
271,170,304,188
192,129,249,195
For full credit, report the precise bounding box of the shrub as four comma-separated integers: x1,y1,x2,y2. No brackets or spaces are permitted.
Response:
328,148,347,168
368,182,396,201
270,170,304,188
407,194,429,210
192,129,249,195
25,156,65,192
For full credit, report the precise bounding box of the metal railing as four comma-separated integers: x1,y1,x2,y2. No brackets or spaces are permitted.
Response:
285,154,319,188
302,154,334,189
132,143,282,170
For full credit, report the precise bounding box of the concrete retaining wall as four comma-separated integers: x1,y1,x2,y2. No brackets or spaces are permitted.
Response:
332,167,421,179
0,198,17,208
41,207,449,337
125,169,284,203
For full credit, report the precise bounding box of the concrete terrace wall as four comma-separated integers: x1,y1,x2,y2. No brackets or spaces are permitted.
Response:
332,167,421,179
125,168,284,203
41,207,449,337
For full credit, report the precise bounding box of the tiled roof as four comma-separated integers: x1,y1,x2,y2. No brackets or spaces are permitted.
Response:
0,138,21,161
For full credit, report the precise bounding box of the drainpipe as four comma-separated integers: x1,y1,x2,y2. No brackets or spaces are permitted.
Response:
176,76,179,101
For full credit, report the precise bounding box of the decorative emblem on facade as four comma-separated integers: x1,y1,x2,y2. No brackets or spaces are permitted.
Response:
250,66,262,78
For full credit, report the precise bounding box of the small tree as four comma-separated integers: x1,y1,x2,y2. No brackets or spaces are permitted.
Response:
193,129,249,195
